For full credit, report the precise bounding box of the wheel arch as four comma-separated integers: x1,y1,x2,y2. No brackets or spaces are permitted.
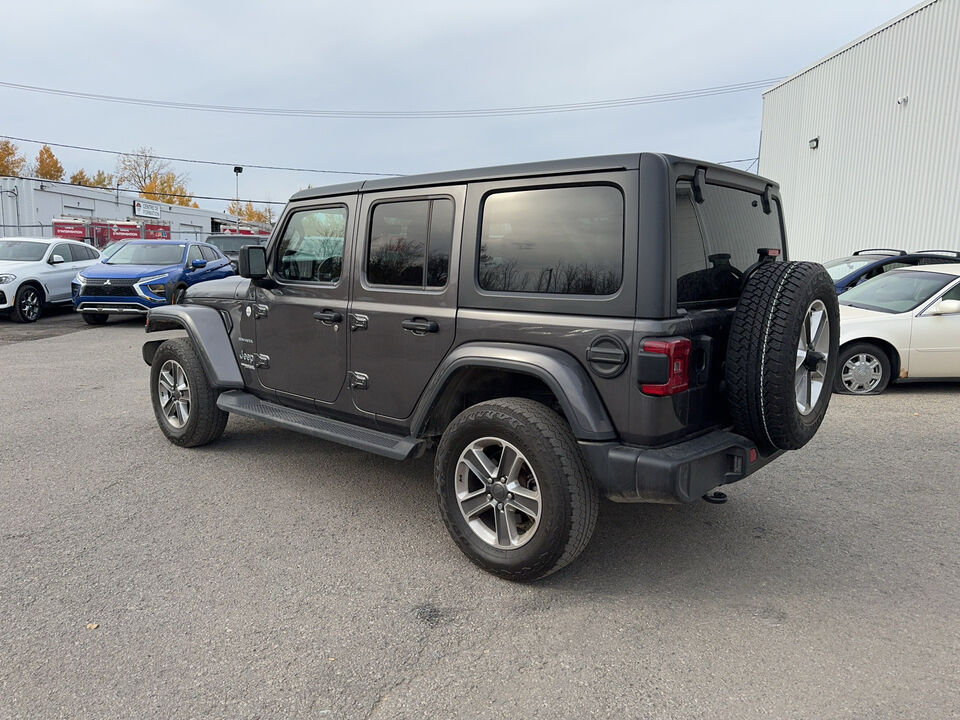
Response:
17,278,45,302
144,305,244,389
838,337,902,380
411,342,616,442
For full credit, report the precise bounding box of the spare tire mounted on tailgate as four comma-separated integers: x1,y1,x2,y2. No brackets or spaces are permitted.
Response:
726,261,839,452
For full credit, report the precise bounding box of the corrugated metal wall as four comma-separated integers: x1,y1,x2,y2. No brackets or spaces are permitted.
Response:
759,0,960,262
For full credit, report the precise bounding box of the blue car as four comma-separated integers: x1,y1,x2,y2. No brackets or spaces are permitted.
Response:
824,248,960,294
72,239,234,324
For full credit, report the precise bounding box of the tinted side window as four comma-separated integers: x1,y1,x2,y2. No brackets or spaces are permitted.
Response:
675,181,784,307
187,245,203,264
275,207,346,283
478,186,623,295
367,198,454,288
200,246,219,262
942,283,960,301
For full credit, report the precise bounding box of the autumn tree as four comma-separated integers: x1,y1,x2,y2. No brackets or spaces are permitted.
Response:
70,168,116,187
225,200,274,224
34,145,64,180
90,169,115,187
141,171,198,207
0,140,27,177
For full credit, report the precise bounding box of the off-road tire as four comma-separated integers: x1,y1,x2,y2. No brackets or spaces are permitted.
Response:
435,398,598,581
81,312,108,326
10,283,43,323
150,338,228,447
726,261,839,452
833,342,891,395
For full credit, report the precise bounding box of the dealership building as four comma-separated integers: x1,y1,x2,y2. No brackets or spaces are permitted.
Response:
759,0,959,261
0,176,270,247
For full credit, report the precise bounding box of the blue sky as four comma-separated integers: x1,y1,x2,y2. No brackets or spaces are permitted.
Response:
2,0,916,211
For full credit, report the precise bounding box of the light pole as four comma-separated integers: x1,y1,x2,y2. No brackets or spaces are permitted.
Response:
233,166,243,232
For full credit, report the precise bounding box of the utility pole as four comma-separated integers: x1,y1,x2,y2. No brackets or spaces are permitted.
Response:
233,166,243,232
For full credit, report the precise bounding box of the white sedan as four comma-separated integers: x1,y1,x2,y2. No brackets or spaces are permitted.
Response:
836,263,960,394
0,237,101,323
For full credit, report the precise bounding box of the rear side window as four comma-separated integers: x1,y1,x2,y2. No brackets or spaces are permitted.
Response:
478,185,623,295
675,181,784,307
367,198,454,288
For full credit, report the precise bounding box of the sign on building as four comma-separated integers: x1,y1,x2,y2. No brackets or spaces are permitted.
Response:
134,200,162,219
52,219,88,240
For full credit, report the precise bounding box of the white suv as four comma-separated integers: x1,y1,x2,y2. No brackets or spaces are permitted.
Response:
0,237,101,323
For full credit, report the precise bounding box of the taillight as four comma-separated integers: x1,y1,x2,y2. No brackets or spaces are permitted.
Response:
639,337,691,396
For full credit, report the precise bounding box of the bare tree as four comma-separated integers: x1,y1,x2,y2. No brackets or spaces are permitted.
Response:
116,146,187,191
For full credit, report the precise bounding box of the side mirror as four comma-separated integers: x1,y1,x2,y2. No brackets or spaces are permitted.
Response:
190,258,207,270
238,245,267,280
929,299,960,316
49,254,65,265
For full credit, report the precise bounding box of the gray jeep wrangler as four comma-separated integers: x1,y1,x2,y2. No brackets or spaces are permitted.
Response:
142,153,838,580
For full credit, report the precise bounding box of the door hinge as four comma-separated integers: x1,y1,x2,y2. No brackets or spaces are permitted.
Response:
253,303,269,319
253,353,270,369
348,371,369,390
350,313,369,331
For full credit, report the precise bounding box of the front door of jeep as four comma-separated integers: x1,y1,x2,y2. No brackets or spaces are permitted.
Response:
348,186,464,421
252,199,354,406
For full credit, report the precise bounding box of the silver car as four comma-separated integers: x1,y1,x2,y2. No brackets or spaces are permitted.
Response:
0,237,101,322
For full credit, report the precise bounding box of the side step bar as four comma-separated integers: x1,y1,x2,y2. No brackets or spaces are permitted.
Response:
216,390,423,461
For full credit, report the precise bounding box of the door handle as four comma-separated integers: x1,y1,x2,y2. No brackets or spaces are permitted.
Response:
401,318,439,334
313,309,343,324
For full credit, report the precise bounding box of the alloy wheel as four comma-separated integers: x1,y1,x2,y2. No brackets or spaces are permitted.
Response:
455,437,542,550
157,360,191,428
19,288,40,321
795,299,830,415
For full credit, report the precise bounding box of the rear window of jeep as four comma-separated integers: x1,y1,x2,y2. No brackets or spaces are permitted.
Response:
478,185,623,295
675,181,784,308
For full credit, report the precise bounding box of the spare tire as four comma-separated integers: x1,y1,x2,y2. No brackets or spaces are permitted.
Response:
726,261,839,452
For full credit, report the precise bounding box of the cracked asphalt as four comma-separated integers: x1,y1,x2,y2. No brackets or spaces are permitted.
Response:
0,314,958,718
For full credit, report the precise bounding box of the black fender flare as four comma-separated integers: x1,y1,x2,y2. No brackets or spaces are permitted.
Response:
410,342,616,442
143,305,244,389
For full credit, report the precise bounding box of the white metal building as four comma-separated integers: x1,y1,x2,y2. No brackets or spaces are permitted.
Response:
0,176,270,246
759,0,960,262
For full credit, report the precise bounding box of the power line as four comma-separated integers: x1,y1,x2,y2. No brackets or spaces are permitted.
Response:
0,77,784,119
0,134,400,177
26,176,286,205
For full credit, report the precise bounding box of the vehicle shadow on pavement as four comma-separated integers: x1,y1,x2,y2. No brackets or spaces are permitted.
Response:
209,420,866,598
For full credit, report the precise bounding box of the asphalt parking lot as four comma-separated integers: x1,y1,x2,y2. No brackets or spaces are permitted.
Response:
1,314,957,719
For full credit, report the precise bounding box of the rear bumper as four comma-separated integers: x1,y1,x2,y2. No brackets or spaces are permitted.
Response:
579,430,783,503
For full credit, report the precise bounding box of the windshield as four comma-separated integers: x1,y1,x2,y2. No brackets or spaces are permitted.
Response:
824,257,875,281
107,243,186,266
100,242,127,260
840,271,953,313
206,235,254,253
0,239,48,262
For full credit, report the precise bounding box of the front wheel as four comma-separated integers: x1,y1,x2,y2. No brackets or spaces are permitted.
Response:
435,398,598,581
150,338,228,447
833,343,891,395
11,284,42,323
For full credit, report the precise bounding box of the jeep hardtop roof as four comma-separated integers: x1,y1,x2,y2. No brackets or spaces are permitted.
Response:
290,153,776,202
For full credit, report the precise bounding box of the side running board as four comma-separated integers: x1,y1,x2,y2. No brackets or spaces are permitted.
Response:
216,390,423,461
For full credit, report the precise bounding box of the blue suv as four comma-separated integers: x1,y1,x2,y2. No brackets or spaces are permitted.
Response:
72,240,234,324
824,248,960,294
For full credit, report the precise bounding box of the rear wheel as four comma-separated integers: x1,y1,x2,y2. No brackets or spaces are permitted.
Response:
81,312,108,326
833,343,891,395
435,398,598,581
11,284,43,323
150,338,228,447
